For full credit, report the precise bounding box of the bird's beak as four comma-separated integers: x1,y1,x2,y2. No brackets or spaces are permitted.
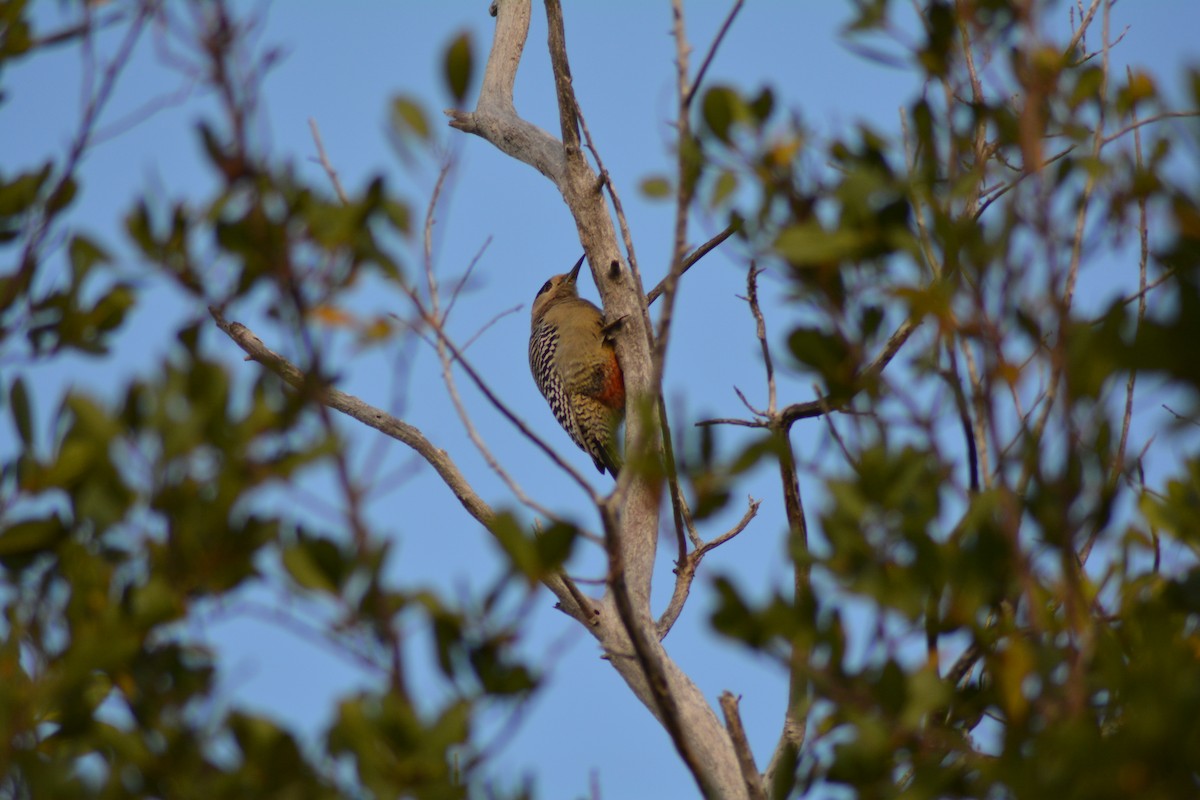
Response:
567,254,586,283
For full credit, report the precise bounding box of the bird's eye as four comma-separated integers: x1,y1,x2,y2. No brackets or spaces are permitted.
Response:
536,279,553,297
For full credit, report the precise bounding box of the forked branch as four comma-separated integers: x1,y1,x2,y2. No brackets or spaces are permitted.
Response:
207,305,594,626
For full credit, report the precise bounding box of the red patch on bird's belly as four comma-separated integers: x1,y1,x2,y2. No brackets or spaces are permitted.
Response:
598,358,625,410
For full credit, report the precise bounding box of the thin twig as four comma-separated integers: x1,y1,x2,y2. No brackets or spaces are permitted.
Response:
775,317,921,429
683,0,746,110
693,416,767,429
308,117,350,204
656,497,760,639
421,305,599,500
1091,72,1150,563
5,4,152,312
1163,405,1200,429
460,304,523,352
746,265,777,415
33,7,129,48
974,146,1077,220
813,385,855,465
646,223,738,306
763,423,811,793
577,104,643,297
651,0,698,396
419,166,572,517
208,305,594,626
1088,269,1177,324
734,386,766,418
942,363,981,494
443,236,493,323
1063,0,1104,57
1101,110,1200,147
423,158,455,307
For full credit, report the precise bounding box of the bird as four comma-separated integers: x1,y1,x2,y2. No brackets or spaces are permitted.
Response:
529,255,625,475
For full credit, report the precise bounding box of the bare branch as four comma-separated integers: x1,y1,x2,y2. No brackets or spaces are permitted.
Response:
207,305,593,624
646,222,738,306
656,497,760,640
419,306,600,500
417,163,593,526
777,317,922,428
575,100,696,573
684,0,746,110
719,692,767,800
444,3,750,795
578,105,646,308
1063,0,1105,58
1101,110,1200,146
941,361,981,494
813,384,855,466
746,265,777,415
308,117,349,204
4,4,153,313
652,0,697,394
32,7,129,49
1162,405,1200,429
599,502,719,800
444,236,493,324
1088,268,1177,324
444,1,566,185
735,386,767,418
694,416,769,429
460,304,522,353
764,424,810,795
1094,72,1151,560
974,147,1077,220
976,111,1196,223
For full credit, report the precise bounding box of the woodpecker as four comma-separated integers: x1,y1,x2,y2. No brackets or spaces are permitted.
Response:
529,255,625,475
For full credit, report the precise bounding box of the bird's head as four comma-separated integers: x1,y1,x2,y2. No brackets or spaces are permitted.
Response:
531,254,585,324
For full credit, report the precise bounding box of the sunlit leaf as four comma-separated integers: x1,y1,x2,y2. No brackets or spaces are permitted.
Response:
443,30,473,104
391,94,431,140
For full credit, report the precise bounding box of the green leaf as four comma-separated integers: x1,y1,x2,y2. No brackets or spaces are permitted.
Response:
0,514,67,568
710,169,738,207
281,535,348,595
88,284,135,335
639,175,672,199
787,325,856,396
130,575,185,626
0,0,32,58
1069,65,1105,110
9,376,32,448
490,512,540,582
68,234,110,282
391,95,430,141
443,30,473,104
534,521,576,572
749,87,775,124
776,223,868,265
702,85,742,143
0,163,51,216
43,175,76,217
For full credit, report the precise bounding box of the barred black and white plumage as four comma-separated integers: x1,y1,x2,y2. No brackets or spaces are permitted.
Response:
528,256,624,475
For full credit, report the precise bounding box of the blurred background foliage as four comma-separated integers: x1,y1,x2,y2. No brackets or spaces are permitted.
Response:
1,0,1199,798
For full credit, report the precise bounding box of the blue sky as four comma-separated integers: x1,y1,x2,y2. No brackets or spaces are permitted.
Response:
4,2,1199,798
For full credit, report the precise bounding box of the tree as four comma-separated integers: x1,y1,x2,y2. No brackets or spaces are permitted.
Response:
2,0,1199,797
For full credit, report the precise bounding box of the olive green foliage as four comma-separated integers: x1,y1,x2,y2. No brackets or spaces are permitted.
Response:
1,4,531,799
2,1,1199,799
689,2,1200,798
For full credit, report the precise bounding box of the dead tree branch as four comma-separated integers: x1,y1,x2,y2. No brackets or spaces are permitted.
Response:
444,1,750,796
207,305,594,627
